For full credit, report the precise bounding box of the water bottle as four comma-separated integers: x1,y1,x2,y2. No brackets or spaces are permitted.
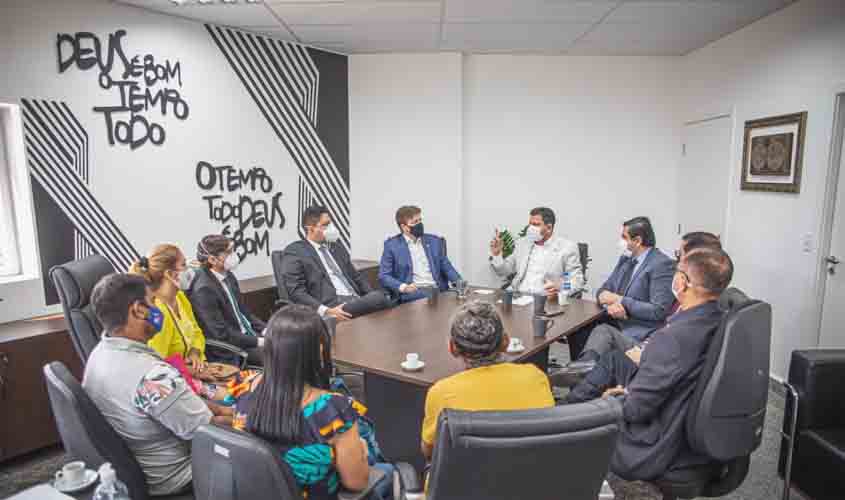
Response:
93,463,130,500
558,272,572,306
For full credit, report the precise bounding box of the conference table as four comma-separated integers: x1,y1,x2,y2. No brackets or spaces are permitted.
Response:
333,287,604,471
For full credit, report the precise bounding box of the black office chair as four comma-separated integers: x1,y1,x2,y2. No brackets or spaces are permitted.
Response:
192,424,405,500
653,287,771,499
43,362,194,500
50,255,115,362
417,398,622,500
270,250,294,310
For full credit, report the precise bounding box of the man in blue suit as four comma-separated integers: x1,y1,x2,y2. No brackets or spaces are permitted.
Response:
379,205,462,304
569,216,675,361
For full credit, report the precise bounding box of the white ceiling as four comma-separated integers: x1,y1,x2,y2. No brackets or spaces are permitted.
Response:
114,0,795,55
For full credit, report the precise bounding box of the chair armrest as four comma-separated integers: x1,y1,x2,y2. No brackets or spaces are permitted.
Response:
395,461,423,493
274,298,293,310
787,349,845,430
206,339,249,369
338,468,387,500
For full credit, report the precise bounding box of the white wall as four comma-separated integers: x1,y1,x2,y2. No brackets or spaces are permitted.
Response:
463,56,682,288
349,53,464,268
682,0,845,378
0,0,347,323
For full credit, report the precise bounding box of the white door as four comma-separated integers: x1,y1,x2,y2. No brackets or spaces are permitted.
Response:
819,97,845,348
678,116,733,239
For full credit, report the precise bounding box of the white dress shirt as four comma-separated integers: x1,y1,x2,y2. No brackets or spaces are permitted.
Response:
490,234,583,295
403,234,436,289
309,239,354,316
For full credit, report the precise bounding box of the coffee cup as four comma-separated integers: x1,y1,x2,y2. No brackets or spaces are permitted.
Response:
55,461,86,487
405,353,420,368
532,317,554,338
533,294,548,317
509,337,522,350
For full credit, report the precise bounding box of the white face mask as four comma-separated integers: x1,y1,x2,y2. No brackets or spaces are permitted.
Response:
223,252,240,271
618,238,633,257
525,225,543,243
176,269,194,291
324,224,341,243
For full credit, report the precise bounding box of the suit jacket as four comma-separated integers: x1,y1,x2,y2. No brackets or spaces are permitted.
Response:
379,234,461,302
281,239,372,310
610,300,724,480
188,267,265,359
597,249,675,341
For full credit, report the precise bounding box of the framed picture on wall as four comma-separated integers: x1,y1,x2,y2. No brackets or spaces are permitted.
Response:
740,111,807,193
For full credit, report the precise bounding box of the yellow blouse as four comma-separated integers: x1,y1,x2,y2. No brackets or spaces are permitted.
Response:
147,290,207,361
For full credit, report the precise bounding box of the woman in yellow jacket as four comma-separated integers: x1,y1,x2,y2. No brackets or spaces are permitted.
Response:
129,244,207,374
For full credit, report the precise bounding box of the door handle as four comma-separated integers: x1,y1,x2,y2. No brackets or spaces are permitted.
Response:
827,256,841,275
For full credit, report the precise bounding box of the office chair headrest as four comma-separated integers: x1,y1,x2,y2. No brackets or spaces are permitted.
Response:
718,287,750,312
50,255,115,309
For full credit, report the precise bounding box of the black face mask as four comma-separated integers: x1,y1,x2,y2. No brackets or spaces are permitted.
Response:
409,222,425,239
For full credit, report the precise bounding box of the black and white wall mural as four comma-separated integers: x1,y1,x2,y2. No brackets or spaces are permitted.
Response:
5,8,349,309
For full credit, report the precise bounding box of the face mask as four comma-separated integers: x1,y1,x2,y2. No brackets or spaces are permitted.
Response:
409,222,425,239
178,268,196,290
223,252,240,271
525,225,542,243
324,224,341,243
618,238,632,257
144,304,164,333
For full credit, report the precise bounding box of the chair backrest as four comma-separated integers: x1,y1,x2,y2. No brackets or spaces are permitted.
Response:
43,362,150,500
271,250,290,302
191,424,300,500
427,398,622,500
686,287,772,462
441,236,448,258
578,242,590,279
50,255,115,363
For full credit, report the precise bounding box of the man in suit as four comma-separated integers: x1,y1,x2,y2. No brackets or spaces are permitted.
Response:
490,207,583,295
189,235,266,365
379,205,463,303
282,205,389,321
568,216,675,361
564,248,733,481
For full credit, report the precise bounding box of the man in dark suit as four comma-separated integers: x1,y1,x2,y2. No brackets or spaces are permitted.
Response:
189,234,266,365
567,216,675,360
379,205,462,304
565,248,733,480
282,205,389,321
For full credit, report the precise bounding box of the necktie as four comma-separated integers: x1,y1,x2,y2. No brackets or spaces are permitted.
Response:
319,245,358,297
223,280,257,336
617,257,637,294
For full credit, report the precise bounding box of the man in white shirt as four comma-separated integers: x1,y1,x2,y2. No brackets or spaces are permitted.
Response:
281,205,390,321
489,207,583,295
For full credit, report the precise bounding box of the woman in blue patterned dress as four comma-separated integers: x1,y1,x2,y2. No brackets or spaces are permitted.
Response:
231,305,394,500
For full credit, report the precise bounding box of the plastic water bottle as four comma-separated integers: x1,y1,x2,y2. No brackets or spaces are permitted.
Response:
558,272,572,306
93,463,130,500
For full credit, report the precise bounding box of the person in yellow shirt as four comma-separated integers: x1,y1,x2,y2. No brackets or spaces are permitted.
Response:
129,244,207,376
421,301,555,460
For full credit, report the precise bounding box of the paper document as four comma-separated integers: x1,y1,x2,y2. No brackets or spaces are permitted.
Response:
512,295,534,306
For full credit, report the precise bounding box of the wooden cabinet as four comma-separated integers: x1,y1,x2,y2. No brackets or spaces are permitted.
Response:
0,317,82,461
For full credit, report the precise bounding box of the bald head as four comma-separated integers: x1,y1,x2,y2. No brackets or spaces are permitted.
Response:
683,248,733,298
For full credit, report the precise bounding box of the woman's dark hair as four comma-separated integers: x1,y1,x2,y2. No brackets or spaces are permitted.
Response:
197,234,232,267
623,216,656,247
246,305,332,444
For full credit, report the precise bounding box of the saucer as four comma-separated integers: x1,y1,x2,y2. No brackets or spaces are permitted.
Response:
506,344,526,353
401,360,425,372
54,469,98,493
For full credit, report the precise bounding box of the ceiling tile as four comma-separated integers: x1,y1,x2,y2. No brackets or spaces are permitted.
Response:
444,0,619,23
268,2,441,25
441,22,591,52
117,0,277,27
292,22,439,45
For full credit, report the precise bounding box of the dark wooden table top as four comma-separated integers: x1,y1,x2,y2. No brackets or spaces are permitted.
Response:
333,288,603,387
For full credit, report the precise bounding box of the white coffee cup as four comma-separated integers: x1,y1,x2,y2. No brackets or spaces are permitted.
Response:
55,461,86,486
406,353,420,367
